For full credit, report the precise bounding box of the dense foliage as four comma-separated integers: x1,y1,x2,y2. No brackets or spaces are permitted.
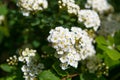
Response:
0,0,120,80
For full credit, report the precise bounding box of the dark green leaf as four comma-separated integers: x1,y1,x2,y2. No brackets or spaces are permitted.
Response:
0,64,12,72
39,70,60,80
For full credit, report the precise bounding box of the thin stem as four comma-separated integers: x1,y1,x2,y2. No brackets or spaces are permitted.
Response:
61,73,79,80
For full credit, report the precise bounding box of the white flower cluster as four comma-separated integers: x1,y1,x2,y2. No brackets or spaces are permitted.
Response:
78,10,100,31
58,0,80,15
58,1,100,31
0,15,4,25
47,27,95,70
18,48,44,80
85,0,113,14
17,0,48,16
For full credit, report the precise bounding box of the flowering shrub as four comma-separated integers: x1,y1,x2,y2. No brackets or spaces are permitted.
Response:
0,0,120,80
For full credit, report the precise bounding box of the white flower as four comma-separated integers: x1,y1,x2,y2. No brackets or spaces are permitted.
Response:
60,63,68,70
22,11,30,16
48,26,95,70
17,0,48,16
18,56,25,62
78,10,100,31
18,48,44,80
21,65,28,72
68,59,78,68
60,55,68,63
85,0,113,14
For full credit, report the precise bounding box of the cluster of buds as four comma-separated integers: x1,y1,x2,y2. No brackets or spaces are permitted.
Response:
82,56,109,77
6,55,18,66
97,62,109,77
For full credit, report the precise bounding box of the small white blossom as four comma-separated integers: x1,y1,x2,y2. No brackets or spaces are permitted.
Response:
17,0,48,16
60,63,68,70
78,10,100,31
58,0,80,15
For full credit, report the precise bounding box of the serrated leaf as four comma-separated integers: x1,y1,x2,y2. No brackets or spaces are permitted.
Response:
39,70,60,80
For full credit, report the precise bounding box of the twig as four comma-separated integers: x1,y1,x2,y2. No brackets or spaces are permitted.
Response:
61,73,79,80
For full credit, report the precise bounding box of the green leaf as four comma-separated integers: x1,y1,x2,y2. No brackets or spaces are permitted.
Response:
97,44,108,51
39,70,60,80
105,48,120,60
97,45,120,60
0,75,16,80
0,64,12,72
107,35,114,45
96,36,108,45
104,53,120,67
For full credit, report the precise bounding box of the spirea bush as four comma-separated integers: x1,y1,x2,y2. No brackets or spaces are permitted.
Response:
0,0,120,80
